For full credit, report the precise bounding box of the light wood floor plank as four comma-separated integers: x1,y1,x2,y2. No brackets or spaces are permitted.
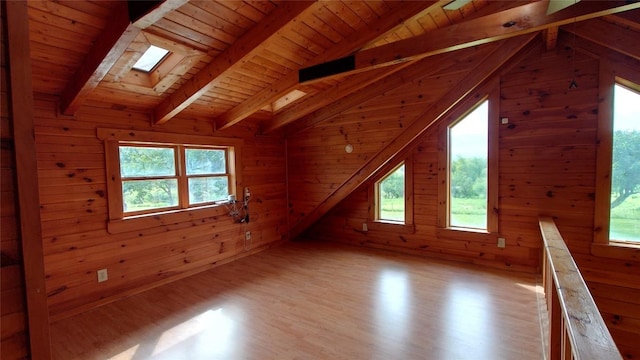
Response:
50,240,543,359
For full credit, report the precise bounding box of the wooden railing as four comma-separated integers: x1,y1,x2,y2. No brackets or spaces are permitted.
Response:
539,216,622,360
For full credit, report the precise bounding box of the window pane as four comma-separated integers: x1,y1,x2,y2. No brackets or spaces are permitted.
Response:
189,177,229,205
185,149,226,175
379,165,405,222
449,101,488,229
610,84,640,242
122,179,178,212
119,146,175,178
132,45,169,72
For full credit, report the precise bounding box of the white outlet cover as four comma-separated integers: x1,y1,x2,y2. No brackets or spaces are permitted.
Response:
97,269,108,283
497,237,506,248
245,231,251,240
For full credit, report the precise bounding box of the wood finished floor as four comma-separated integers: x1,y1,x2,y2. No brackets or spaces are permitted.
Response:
50,240,544,360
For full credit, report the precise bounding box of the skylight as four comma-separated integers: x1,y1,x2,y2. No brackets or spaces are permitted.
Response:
133,45,170,72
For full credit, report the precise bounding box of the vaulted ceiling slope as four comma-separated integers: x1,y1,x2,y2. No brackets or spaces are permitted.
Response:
27,0,640,132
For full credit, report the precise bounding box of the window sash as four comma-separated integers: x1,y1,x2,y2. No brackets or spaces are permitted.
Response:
118,143,231,216
447,100,489,231
608,83,640,244
437,82,498,235
376,162,406,223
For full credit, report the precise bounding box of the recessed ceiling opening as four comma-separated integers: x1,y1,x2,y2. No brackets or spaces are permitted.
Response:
133,45,170,72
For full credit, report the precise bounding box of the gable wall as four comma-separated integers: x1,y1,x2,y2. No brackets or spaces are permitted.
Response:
295,40,640,358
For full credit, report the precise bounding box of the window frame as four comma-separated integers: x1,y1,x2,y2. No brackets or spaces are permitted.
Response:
119,143,181,216
593,60,640,258
374,161,407,224
366,155,414,233
118,143,232,216
98,129,243,234
437,87,499,236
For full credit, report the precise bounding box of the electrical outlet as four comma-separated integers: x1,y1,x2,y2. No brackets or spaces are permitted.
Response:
245,231,251,240
97,268,108,283
362,223,368,231
497,237,506,249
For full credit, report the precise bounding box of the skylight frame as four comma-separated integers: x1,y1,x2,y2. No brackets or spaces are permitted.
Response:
132,45,170,73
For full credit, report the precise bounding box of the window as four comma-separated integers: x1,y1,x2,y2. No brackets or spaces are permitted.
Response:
448,101,488,230
376,163,405,222
610,83,640,243
132,45,170,72
438,92,497,234
366,157,414,233
594,68,640,256
122,38,203,94
119,145,230,215
98,129,241,233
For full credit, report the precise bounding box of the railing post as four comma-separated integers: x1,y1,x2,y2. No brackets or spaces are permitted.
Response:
542,256,562,360
539,217,622,360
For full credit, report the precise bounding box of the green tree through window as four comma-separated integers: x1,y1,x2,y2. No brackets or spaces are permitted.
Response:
119,144,230,215
610,84,640,242
378,164,405,222
449,101,488,229
120,146,178,212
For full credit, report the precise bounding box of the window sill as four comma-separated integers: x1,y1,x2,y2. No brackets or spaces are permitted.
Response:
436,227,497,242
365,221,415,234
591,242,640,261
108,203,230,234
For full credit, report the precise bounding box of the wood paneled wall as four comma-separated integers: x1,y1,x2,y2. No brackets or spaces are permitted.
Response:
296,38,640,358
1,6,30,358
35,97,287,320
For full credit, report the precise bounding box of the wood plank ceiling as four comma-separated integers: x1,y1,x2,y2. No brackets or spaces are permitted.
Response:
26,0,640,132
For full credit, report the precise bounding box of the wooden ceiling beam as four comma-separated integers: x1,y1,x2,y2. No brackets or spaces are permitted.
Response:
303,1,640,82
288,33,539,239
606,9,640,31
214,1,439,131
262,62,415,133
152,1,316,125
566,18,640,61
6,1,52,358
60,0,188,116
544,27,559,50
281,46,485,136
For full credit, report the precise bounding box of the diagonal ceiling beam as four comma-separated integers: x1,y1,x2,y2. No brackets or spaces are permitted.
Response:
262,61,416,134
281,46,489,136
153,1,316,125
301,0,640,82
60,0,188,115
566,18,640,61
214,1,439,131
288,33,539,239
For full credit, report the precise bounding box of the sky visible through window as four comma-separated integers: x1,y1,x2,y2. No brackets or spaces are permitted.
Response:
610,84,640,242
133,45,169,72
450,101,488,160
614,84,640,131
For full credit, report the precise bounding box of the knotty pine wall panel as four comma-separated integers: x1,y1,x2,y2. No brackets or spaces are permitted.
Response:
33,97,287,320
300,41,640,357
0,11,30,357
287,69,470,228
